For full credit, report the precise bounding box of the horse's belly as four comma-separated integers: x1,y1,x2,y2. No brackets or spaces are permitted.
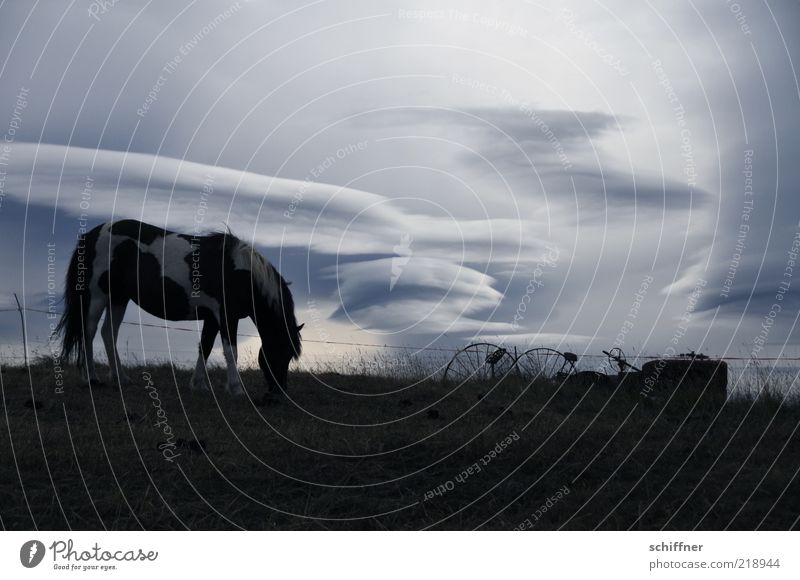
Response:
132,277,193,321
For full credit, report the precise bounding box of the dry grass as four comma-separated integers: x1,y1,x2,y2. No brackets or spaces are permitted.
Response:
1,358,798,530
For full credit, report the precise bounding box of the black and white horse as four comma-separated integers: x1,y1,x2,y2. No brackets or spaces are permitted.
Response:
57,220,303,394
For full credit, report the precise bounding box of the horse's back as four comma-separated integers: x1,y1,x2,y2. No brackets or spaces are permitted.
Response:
90,220,214,320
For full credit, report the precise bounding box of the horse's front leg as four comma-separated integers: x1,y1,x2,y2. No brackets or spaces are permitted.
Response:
220,317,244,395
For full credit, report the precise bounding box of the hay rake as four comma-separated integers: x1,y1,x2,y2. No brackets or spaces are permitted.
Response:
442,343,578,384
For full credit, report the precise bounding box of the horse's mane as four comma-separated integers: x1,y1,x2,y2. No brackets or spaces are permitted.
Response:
216,230,301,357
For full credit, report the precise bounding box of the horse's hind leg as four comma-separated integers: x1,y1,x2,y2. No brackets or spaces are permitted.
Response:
190,319,218,391
82,295,105,385
102,300,130,384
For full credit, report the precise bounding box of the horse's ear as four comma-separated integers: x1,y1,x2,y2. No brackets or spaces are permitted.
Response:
297,323,304,332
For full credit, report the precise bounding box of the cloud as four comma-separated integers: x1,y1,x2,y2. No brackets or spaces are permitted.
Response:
327,257,505,334
355,105,712,213
1,142,543,342
2,0,800,363
3,142,547,259
355,105,620,172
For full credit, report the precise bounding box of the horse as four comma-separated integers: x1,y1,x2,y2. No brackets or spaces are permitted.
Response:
56,219,303,394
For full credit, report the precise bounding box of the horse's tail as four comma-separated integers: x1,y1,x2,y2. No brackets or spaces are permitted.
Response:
56,224,102,365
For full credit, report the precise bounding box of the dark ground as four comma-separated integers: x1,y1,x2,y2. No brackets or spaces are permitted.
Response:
1,362,798,530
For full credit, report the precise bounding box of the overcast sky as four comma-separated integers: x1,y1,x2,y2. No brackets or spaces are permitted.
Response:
1,0,799,370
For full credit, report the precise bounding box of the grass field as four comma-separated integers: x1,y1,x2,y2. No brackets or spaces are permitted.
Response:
1,360,798,530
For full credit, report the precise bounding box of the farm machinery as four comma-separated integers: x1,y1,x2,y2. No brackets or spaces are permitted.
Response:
443,343,728,396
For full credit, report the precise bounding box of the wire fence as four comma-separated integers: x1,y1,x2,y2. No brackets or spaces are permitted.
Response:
2,302,800,365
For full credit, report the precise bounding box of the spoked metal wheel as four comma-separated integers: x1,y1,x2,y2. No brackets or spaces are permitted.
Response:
603,347,641,372
442,343,516,384
515,348,577,381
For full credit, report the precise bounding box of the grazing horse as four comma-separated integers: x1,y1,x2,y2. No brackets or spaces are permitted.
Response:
56,220,303,394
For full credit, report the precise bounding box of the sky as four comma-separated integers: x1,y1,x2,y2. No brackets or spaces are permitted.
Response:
0,0,799,371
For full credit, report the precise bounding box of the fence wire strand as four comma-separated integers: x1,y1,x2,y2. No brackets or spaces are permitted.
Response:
2,305,800,362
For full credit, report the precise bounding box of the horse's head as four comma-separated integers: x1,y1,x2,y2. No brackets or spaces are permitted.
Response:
258,322,303,393
242,244,303,394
